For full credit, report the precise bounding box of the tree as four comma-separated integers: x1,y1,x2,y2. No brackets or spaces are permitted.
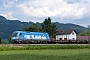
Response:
50,23,57,37
23,23,40,32
8,35,12,44
41,17,57,37
41,17,51,32
78,30,90,36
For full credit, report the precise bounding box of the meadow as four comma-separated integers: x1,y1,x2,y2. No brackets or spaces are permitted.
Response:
0,49,90,60
0,45,90,60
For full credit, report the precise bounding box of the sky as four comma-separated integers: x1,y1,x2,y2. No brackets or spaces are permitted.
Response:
0,0,90,27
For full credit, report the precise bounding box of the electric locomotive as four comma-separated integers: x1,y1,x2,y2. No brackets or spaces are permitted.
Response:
11,31,50,44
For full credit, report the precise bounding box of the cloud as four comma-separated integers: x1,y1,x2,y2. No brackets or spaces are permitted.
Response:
17,4,55,17
3,0,17,7
17,0,88,19
0,12,17,20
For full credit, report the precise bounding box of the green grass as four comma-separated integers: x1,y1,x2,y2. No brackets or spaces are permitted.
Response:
1,39,8,44
1,44,90,51
0,49,90,60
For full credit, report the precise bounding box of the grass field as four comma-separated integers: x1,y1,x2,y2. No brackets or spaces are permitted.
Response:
0,49,90,60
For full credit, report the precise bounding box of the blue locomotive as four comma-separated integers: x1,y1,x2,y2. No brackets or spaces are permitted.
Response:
11,31,50,44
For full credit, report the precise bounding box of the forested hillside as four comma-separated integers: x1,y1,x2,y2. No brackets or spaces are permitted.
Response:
0,16,34,38
0,16,87,39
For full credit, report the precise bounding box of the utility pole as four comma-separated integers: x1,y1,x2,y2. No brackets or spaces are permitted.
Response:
88,25,90,44
0,37,1,44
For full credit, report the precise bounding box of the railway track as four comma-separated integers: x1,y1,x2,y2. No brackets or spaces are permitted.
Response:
0,44,90,47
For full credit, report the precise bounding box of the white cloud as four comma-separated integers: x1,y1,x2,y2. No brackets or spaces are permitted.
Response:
0,12,17,20
17,0,88,20
3,0,17,7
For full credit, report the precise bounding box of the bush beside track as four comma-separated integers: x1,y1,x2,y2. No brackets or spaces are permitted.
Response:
0,44,90,51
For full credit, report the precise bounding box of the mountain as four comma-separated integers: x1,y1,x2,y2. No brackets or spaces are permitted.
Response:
0,16,34,38
55,22,87,34
0,16,87,39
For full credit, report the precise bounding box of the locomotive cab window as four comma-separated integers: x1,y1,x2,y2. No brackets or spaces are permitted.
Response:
12,33,18,37
19,33,22,36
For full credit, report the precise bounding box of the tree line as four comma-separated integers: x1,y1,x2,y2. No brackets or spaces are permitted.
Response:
23,17,57,38
0,17,57,44
78,30,90,36
22,17,90,37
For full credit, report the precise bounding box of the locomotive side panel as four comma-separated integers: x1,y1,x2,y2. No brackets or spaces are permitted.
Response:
11,31,50,44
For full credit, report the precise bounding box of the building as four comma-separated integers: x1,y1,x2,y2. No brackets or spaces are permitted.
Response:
56,29,77,41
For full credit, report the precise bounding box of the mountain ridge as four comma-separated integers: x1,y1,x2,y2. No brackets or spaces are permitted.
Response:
0,15,87,39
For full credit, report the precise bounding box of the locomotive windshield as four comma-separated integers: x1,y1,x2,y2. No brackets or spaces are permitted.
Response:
12,32,18,37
